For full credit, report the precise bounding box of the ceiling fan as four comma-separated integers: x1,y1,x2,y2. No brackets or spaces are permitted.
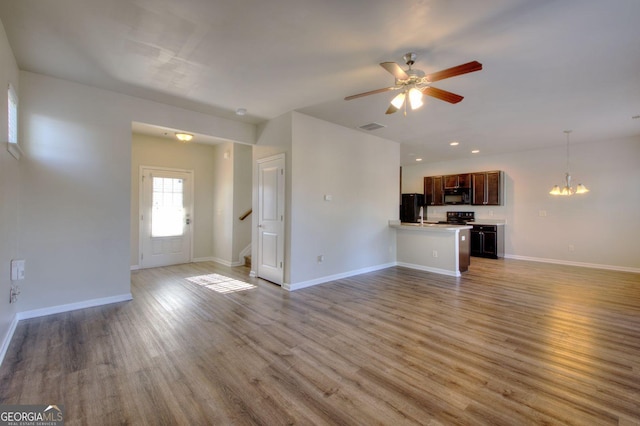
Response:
344,53,482,115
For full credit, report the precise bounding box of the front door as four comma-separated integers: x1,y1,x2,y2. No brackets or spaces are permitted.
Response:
140,167,193,268
257,155,285,285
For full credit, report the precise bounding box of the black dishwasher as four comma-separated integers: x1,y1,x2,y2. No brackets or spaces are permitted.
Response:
470,225,502,259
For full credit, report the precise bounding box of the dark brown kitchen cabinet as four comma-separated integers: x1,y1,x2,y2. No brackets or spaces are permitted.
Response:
472,171,502,205
444,173,471,189
424,176,444,206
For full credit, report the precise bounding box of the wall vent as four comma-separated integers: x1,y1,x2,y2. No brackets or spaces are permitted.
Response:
358,122,386,131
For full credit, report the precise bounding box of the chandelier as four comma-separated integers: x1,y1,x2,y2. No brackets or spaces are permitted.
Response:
549,130,589,196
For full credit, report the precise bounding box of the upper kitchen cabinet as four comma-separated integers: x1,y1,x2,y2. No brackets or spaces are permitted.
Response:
424,176,444,206
444,173,471,189
472,171,502,205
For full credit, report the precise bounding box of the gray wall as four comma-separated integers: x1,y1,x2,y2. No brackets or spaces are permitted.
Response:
0,19,20,362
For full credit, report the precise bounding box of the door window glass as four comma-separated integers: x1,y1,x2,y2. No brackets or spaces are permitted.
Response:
151,177,184,237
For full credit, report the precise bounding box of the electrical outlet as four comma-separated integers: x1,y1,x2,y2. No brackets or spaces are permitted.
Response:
432,250,438,258
317,255,324,263
539,210,547,217
568,244,575,252
9,285,20,303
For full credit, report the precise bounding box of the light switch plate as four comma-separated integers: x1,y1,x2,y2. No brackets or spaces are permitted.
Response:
11,259,25,281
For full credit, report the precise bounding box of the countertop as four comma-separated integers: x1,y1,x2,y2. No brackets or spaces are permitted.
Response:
390,220,472,232
425,219,506,226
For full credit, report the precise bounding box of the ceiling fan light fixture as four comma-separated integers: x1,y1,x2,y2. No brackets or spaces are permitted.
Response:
175,132,193,143
408,87,424,110
390,92,406,109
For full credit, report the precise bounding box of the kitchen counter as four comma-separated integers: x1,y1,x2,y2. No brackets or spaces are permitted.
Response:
395,222,473,231
390,220,471,277
425,219,506,226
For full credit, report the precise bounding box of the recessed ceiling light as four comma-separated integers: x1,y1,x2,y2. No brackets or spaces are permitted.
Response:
415,158,423,162
236,108,247,116
450,141,459,146
471,149,480,154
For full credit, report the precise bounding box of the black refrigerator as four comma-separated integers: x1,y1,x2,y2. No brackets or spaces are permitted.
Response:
400,193,425,223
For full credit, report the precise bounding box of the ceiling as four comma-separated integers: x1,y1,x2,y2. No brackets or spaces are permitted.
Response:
1,0,639,165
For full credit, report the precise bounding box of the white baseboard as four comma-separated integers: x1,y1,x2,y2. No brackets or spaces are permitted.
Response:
192,257,215,263
504,254,640,274
130,264,140,271
395,261,461,277
17,293,133,321
283,262,396,291
0,314,19,367
203,257,244,267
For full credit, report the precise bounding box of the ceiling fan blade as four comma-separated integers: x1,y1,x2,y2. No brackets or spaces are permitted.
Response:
425,61,482,83
380,62,409,80
422,87,464,104
344,86,397,101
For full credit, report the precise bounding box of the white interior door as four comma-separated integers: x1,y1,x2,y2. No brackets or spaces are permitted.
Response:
257,155,285,285
140,167,193,268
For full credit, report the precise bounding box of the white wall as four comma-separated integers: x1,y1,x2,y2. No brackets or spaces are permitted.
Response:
252,112,293,281
0,19,20,363
232,143,253,261
254,112,399,289
210,142,236,265
402,136,640,271
130,133,218,266
14,70,255,317
18,72,135,311
210,142,253,266
253,112,399,289
288,113,399,288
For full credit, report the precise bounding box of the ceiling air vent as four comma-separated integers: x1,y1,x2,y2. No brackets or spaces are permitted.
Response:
358,122,386,131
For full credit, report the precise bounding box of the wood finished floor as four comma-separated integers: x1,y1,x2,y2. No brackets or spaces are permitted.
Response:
1,258,639,425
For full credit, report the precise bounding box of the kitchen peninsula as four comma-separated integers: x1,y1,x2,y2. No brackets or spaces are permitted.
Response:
390,221,471,277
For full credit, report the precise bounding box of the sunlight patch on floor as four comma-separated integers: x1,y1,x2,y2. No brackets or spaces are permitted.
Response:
186,273,257,294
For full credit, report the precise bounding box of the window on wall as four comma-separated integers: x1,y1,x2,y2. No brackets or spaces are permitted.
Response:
7,83,21,159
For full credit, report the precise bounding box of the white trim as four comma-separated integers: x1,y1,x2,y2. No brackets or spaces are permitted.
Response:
209,257,244,267
0,314,19,367
396,261,461,277
239,244,252,262
504,254,640,274
130,264,140,271
16,293,133,321
7,141,22,160
283,262,396,291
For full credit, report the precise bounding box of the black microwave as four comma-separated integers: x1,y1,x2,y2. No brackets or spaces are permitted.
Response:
444,188,470,205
